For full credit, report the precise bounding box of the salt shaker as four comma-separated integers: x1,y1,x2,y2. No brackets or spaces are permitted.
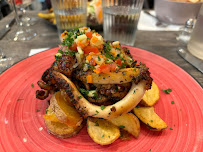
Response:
176,19,196,43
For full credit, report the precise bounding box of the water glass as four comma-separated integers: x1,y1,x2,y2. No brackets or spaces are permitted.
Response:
187,5,203,60
102,0,144,46
51,0,87,38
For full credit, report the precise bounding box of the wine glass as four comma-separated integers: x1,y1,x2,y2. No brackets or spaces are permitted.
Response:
18,0,38,26
0,48,14,73
8,0,37,41
0,0,37,73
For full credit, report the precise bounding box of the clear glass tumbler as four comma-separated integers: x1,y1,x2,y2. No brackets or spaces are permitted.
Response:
102,0,144,46
51,0,87,39
187,5,203,60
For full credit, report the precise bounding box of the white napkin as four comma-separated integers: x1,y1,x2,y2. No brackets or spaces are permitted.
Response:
138,10,182,31
29,48,50,56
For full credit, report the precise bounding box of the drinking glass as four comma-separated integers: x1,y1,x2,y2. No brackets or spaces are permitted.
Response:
102,0,144,46
51,0,87,39
187,5,203,60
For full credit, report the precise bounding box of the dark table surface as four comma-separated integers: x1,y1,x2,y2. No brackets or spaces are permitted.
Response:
0,11,202,87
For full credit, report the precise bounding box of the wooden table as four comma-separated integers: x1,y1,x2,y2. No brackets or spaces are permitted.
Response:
0,12,202,87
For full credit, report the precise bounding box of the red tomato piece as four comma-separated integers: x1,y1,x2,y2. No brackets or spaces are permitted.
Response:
86,32,93,39
69,43,77,51
98,64,111,74
109,62,117,72
115,59,122,66
89,59,96,65
83,46,99,54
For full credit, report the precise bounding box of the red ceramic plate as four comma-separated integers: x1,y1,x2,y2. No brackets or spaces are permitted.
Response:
0,47,202,152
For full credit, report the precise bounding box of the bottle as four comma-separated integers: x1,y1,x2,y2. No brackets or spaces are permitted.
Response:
176,19,196,43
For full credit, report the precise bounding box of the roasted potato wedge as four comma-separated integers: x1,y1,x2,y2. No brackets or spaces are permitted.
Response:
38,12,55,19
50,91,83,127
43,106,60,122
108,113,140,138
140,82,160,106
87,117,120,145
44,106,83,138
133,107,168,131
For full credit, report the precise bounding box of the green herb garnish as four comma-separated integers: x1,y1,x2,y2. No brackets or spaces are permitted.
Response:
120,125,125,129
94,122,99,126
79,88,89,96
65,50,76,56
17,99,24,101
162,88,172,94
31,83,34,88
101,105,106,110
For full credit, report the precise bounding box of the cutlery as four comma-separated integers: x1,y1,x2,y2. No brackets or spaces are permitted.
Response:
143,10,168,28
177,48,203,73
0,18,15,40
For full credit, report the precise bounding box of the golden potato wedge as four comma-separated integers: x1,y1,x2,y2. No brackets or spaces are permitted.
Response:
43,106,59,122
50,91,83,127
44,106,83,138
140,82,160,106
37,12,55,19
87,117,120,145
108,113,140,138
119,129,131,141
133,107,168,131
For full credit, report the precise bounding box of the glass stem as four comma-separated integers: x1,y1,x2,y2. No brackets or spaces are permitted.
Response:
12,0,21,26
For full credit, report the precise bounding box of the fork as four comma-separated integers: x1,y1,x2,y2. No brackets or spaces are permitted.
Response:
143,10,168,28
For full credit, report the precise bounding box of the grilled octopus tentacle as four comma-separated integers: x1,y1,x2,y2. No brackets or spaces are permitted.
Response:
49,71,150,119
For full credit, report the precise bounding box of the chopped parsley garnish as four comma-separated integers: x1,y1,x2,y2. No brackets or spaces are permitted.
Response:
121,63,127,69
116,47,121,50
79,88,89,96
62,30,75,47
98,56,101,61
101,105,106,110
45,109,48,114
78,96,82,99
17,99,24,101
171,101,175,104
103,42,116,60
170,128,173,130
96,110,99,113
94,122,99,126
65,50,76,56
105,52,115,60
36,109,40,112
102,134,105,138
31,83,34,88
162,88,172,94
58,49,63,54
120,57,126,61
92,92,98,99
150,120,153,122
120,125,125,129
